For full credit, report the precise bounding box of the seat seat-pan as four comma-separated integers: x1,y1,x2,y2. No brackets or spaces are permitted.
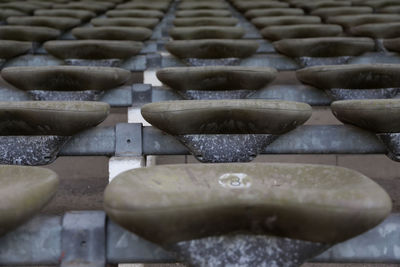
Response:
141,99,311,135
72,26,152,41
0,165,58,236
261,24,342,41
296,64,400,89
0,101,109,135
166,39,259,59
156,66,276,91
332,99,400,133
0,26,59,42
274,37,375,57
6,16,80,31
104,163,391,245
1,66,130,91
0,40,31,59
44,40,143,60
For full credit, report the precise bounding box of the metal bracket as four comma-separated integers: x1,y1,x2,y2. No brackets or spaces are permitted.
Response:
115,123,143,157
146,53,162,69
132,83,152,107
60,211,106,267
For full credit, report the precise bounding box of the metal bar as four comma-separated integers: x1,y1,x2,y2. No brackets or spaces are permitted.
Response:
115,123,142,157
59,126,115,156
107,214,400,264
0,213,398,264
142,125,386,155
61,211,106,267
0,215,61,265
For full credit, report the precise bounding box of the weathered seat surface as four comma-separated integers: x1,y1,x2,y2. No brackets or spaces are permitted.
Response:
0,3,38,14
178,2,227,10
252,16,321,28
52,3,109,13
245,8,304,19
141,100,311,135
156,66,276,91
310,6,373,19
261,24,342,41
327,14,400,29
1,66,130,91
105,9,164,19
104,163,391,245
350,22,400,38
332,99,400,133
169,26,245,40
166,39,259,59
91,18,159,28
116,2,169,11
296,64,400,89
0,26,59,42
72,26,152,41
384,38,400,52
0,101,109,135
0,165,58,236
175,10,231,17
235,1,289,11
34,9,96,21
44,40,143,60
274,37,375,57
0,40,31,59
173,17,238,27
6,16,80,31
0,9,26,20
379,5,400,13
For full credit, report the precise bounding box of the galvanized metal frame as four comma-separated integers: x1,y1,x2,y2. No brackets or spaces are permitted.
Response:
0,211,398,266
58,123,386,157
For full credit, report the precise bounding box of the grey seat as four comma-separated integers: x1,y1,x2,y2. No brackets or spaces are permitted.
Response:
178,2,227,10
251,15,321,28
169,26,245,40
327,14,400,31
7,16,81,31
384,38,400,52
296,64,400,100
0,9,26,21
44,40,143,60
350,22,400,39
51,3,109,13
173,17,238,27
91,18,159,29
175,9,231,17
34,9,96,21
104,163,391,266
234,1,289,12
141,100,311,162
0,101,109,165
332,99,400,161
274,37,375,66
116,2,169,11
0,40,31,59
261,24,342,41
245,8,304,19
72,26,152,41
0,26,60,42
0,165,58,236
165,39,259,59
310,6,373,19
156,66,277,99
105,9,164,19
2,66,130,92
